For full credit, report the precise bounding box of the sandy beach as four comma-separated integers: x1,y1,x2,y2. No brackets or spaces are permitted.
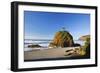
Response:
24,47,80,61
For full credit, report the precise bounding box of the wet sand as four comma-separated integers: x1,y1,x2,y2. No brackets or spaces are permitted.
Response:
24,47,80,61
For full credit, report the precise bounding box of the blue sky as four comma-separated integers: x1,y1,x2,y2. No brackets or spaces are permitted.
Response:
24,11,90,40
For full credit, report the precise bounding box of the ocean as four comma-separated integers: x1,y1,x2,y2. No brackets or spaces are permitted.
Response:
24,39,85,51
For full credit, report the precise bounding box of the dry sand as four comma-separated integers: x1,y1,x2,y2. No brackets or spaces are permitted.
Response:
24,47,80,60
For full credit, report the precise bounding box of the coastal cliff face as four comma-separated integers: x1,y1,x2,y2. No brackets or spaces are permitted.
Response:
82,36,90,57
79,35,90,41
49,31,74,48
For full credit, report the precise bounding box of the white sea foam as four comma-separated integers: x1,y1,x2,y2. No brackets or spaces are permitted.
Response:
24,40,85,51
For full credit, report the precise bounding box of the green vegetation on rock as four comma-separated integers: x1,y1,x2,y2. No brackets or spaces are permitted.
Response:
82,37,90,57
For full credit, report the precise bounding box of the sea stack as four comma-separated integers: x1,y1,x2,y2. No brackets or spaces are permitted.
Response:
49,28,74,48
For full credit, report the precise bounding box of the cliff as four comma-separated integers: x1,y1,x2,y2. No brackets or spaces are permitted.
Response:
79,35,90,41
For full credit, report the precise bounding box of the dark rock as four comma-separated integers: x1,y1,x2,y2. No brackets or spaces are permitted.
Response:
28,44,41,48
73,43,81,47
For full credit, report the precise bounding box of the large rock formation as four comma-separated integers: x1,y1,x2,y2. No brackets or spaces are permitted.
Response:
49,30,74,48
82,37,90,57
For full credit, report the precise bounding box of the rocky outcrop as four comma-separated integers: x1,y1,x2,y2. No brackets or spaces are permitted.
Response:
73,43,81,47
49,30,74,48
79,35,90,41
28,44,41,48
83,37,90,57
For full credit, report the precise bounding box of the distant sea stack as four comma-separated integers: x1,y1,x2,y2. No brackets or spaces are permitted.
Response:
79,35,90,41
49,29,74,48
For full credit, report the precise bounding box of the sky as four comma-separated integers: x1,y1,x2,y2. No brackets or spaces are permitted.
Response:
24,11,90,40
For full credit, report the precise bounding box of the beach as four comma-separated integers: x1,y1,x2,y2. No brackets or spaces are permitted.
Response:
24,47,80,61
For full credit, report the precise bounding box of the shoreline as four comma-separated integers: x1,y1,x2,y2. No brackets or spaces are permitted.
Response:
24,47,82,60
